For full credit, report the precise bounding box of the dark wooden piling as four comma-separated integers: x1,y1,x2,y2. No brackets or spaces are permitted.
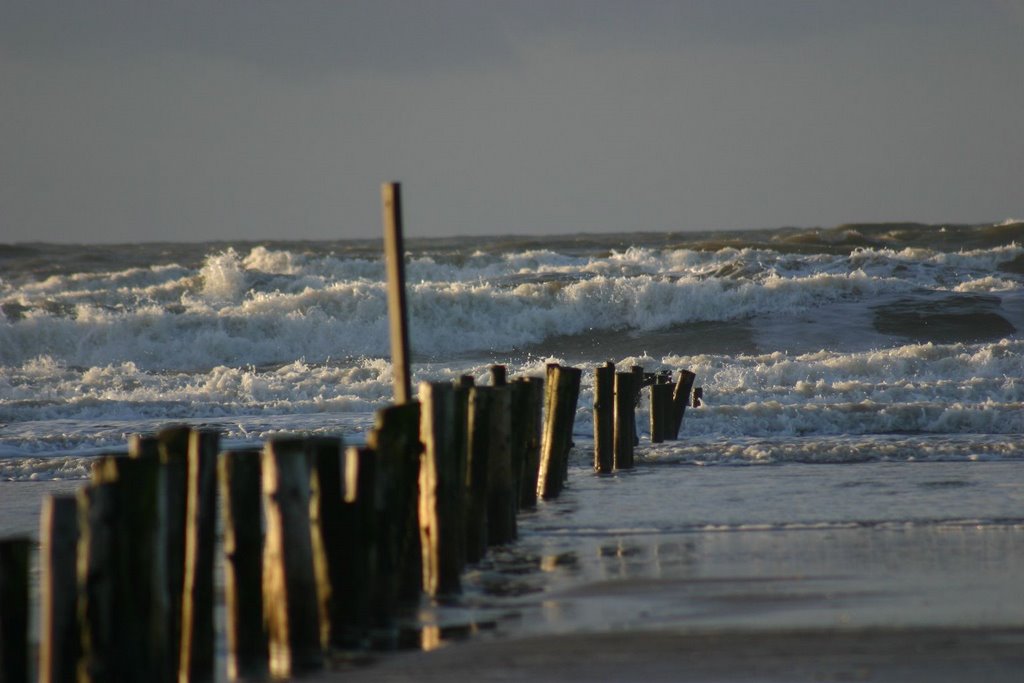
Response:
180,429,219,683
464,386,493,562
649,383,675,443
219,449,268,680
489,364,507,386
457,374,475,389
0,537,31,683
75,482,118,683
613,372,636,469
366,402,423,614
594,362,615,473
419,382,464,594
334,446,378,647
451,380,472,568
262,438,322,678
515,376,545,509
630,366,644,446
90,453,165,682
538,365,581,498
485,386,516,546
693,386,703,408
39,496,79,683
382,181,413,405
670,370,697,438
305,438,346,651
157,424,191,673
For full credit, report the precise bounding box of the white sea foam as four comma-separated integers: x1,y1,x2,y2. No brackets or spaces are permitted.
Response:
2,236,1023,471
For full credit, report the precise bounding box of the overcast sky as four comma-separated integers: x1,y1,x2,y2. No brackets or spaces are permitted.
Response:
2,1,1022,243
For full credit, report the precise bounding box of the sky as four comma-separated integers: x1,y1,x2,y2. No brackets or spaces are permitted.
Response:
2,1,1023,243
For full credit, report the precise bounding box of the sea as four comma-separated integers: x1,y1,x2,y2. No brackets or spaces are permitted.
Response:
3,221,1024,655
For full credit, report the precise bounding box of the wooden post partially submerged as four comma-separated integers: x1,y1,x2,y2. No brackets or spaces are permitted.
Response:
382,181,413,405
613,372,636,469
593,362,615,473
180,429,219,683
366,403,423,614
39,496,80,683
485,386,516,546
649,383,674,443
219,450,268,681
515,376,545,509
419,382,464,594
89,454,165,682
670,370,697,438
0,537,31,683
305,437,344,650
262,438,322,678
538,365,581,499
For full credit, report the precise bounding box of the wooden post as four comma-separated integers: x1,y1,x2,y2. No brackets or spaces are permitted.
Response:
90,453,165,682
488,364,507,386
516,376,545,509
382,181,412,404
367,404,423,608
613,372,636,469
457,374,475,388
593,362,615,473
76,482,117,683
179,429,219,683
305,437,343,650
419,382,463,594
649,383,674,443
334,446,378,648
0,538,31,683
670,370,697,438
559,366,583,484
485,386,516,546
630,365,644,447
219,449,268,681
538,365,580,499
262,438,322,678
39,496,79,683
464,386,492,562
451,381,472,569
157,424,190,676
693,386,703,408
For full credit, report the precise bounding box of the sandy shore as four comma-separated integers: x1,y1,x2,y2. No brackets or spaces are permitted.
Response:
316,627,1024,682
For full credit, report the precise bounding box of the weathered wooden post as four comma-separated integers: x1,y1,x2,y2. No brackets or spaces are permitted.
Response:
457,374,475,389
559,366,583,484
367,404,423,607
180,429,219,683
157,424,191,674
0,537,31,683
419,382,463,594
593,362,615,473
670,370,697,438
219,449,268,680
90,453,165,682
305,437,344,650
485,386,516,546
613,372,636,469
464,386,493,562
516,376,545,509
262,437,322,678
693,386,703,407
76,482,117,683
649,383,675,443
39,496,79,683
489,364,507,386
538,365,581,498
382,181,413,405
630,365,644,446
334,446,378,647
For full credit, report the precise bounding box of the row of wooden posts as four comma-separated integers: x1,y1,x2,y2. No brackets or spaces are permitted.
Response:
0,361,700,683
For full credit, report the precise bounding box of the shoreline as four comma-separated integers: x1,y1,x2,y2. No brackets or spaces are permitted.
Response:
316,626,1024,682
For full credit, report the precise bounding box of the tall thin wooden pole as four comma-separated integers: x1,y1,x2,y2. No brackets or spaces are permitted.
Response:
382,181,412,404
593,362,615,473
